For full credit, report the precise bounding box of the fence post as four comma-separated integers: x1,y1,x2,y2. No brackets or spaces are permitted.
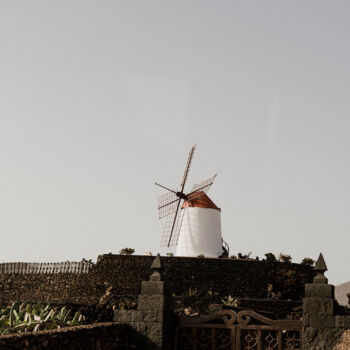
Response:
114,254,172,350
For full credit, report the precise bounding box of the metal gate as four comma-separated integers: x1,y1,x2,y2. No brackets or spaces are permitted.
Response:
176,310,302,350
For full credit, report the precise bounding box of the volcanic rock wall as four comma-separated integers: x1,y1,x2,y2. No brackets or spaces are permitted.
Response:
0,255,314,306
0,322,134,350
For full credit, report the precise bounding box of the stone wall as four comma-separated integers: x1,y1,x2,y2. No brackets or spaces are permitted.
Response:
302,254,350,350
0,322,135,350
0,254,314,307
0,273,96,305
114,254,173,350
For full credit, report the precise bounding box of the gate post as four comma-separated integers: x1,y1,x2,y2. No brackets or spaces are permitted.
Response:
302,253,345,350
114,254,172,350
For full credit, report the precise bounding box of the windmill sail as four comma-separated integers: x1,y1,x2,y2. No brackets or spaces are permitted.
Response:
165,145,196,246
157,191,180,219
160,209,185,247
179,144,196,191
187,174,217,200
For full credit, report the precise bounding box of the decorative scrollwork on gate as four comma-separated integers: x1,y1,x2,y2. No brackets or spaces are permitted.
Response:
283,330,301,349
241,329,258,350
176,327,192,350
196,328,212,349
215,329,232,350
176,309,302,350
261,330,279,349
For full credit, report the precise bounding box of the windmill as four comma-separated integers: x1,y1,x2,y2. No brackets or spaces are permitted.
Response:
155,145,229,257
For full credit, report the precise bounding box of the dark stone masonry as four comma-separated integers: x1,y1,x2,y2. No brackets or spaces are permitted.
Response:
0,254,315,307
114,254,172,350
302,254,350,350
0,322,134,350
3,253,350,349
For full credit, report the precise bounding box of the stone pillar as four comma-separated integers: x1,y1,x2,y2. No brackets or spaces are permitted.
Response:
302,253,350,350
114,254,172,350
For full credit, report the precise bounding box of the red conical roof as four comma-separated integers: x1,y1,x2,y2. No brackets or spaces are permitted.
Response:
182,192,220,211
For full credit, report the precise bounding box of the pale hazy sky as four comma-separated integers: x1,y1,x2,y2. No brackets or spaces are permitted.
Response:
0,1,349,285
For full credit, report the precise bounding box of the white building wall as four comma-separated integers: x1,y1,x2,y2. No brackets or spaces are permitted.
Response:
175,207,223,257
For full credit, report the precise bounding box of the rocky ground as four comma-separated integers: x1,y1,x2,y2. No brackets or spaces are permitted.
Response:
333,329,350,350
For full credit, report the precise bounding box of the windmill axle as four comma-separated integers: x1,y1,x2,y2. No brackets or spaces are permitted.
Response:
176,192,187,200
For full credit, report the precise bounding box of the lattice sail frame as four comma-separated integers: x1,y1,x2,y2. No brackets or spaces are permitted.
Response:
160,210,185,247
187,174,217,200
157,173,217,219
157,191,179,219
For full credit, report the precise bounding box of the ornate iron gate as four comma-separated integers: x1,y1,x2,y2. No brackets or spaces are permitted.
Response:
176,310,302,350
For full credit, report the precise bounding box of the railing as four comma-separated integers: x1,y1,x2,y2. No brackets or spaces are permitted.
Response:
0,261,93,274
221,238,230,257
176,309,302,350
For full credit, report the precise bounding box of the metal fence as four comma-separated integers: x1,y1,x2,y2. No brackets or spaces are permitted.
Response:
0,261,93,274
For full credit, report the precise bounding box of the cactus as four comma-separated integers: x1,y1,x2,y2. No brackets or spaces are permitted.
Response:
0,303,85,335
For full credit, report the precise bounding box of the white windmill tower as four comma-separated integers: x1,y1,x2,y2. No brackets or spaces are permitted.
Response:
155,145,229,258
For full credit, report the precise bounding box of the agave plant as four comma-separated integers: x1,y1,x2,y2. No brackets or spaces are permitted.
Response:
0,302,85,335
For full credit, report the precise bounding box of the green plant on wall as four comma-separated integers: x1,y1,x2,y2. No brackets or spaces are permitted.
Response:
238,252,252,259
301,257,315,266
206,289,219,298
0,303,85,335
119,248,135,255
264,253,277,262
221,295,239,307
278,253,292,263
187,288,200,297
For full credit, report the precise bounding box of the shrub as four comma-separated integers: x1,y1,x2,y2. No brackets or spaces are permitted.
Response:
229,255,237,259
119,248,135,255
187,288,200,297
206,289,213,297
301,257,315,266
197,254,205,258
238,252,252,259
166,252,174,257
221,295,239,307
264,253,277,263
278,253,292,263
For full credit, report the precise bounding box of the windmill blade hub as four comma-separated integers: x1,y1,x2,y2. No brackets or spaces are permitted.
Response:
176,192,187,200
